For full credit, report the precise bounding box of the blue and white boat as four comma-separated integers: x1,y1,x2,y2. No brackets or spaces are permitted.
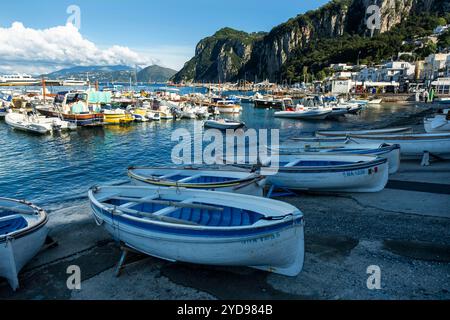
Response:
128,166,265,196
272,142,400,174
88,185,304,277
263,154,389,193
0,198,49,291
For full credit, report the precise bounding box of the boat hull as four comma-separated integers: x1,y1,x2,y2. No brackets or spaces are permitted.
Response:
96,208,304,276
5,113,51,134
204,120,245,130
104,113,134,124
0,226,48,290
0,198,49,291
275,110,331,120
275,144,400,174
254,100,284,109
36,108,104,126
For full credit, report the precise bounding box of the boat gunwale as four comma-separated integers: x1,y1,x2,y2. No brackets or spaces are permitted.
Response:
88,187,302,233
274,156,388,173
348,133,450,141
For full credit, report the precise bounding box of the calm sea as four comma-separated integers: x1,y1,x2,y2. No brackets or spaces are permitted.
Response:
0,87,424,207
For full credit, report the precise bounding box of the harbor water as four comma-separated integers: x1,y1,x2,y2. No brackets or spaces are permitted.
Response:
0,97,427,207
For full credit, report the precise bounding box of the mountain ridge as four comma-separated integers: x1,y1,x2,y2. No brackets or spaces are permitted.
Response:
172,0,449,83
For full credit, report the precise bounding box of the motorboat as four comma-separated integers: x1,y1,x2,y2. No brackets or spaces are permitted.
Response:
204,119,245,130
5,111,76,134
274,105,332,120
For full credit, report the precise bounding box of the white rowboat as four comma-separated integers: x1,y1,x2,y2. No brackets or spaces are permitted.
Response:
340,133,450,159
264,154,389,193
204,119,245,130
128,167,265,196
316,127,412,137
88,186,304,277
0,198,49,291
272,142,400,174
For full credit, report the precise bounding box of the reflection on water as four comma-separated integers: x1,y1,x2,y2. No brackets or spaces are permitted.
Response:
0,103,424,205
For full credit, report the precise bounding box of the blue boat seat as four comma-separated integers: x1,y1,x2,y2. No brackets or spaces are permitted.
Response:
167,205,264,227
0,215,28,236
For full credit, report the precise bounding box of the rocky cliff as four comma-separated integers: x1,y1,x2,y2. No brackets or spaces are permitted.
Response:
172,0,448,83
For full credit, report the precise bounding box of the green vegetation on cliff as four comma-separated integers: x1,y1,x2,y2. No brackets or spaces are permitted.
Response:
282,13,448,82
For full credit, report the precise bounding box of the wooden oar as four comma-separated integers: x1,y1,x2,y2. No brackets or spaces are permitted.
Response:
109,206,200,226
110,196,224,212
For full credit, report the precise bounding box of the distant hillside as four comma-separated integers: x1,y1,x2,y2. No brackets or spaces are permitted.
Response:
137,65,177,83
45,65,140,83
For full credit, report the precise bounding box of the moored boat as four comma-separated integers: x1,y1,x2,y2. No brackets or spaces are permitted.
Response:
88,186,304,277
0,198,49,291
5,112,76,134
316,127,412,137
103,109,135,124
274,106,332,120
264,154,389,193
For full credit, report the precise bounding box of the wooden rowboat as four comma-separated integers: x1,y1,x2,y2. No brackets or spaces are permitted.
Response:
340,133,450,160
264,154,389,193
0,198,49,291
128,166,265,196
316,127,412,137
88,186,304,277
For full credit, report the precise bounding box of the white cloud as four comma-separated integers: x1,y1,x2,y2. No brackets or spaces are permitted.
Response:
0,22,190,74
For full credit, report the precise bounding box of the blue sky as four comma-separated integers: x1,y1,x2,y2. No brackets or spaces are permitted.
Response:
0,0,329,72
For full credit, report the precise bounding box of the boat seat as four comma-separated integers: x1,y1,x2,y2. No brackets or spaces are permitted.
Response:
167,205,264,227
0,215,28,236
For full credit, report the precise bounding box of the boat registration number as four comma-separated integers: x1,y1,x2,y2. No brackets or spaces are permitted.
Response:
343,169,367,177
241,233,281,245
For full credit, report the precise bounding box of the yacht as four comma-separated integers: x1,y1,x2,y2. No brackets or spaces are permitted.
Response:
62,78,88,86
0,74,39,85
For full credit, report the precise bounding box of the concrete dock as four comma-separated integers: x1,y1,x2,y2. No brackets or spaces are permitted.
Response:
1,160,449,300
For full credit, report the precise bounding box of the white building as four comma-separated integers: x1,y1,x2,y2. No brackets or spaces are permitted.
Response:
331,79,352,94
357,67,379,82
423,53,450,80
378,62,416,82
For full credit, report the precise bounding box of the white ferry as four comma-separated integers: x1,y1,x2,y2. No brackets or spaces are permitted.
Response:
0,74,39,86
